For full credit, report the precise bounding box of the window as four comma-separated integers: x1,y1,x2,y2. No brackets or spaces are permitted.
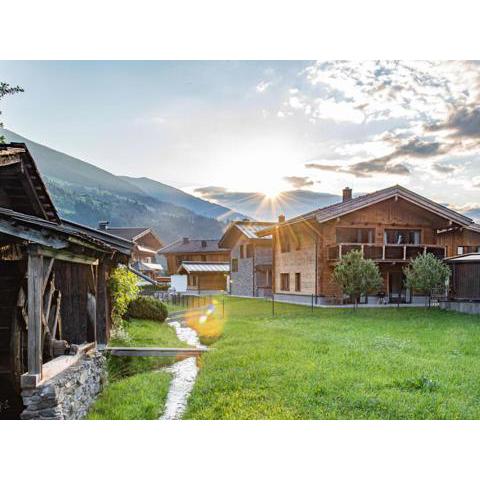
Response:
336,228,375,244
201,240,207,248
246,244,254,258
384,229,421,245
280,234,291,253
457,245,480,255
280,273,290,291
240,245,245,258
266,269,272,287
188,275,198,287
295,273,301,292
296,233,302,250
231,258,238,272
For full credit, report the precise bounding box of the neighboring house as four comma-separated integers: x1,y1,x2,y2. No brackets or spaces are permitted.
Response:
219,220,274,297
177,261,230,294
0,143,133,419
158,237,230,274
258,185,480,305
98,223,164,281
158,238,230,294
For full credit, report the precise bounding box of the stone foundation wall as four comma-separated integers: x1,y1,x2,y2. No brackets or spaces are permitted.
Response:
20,351,106,420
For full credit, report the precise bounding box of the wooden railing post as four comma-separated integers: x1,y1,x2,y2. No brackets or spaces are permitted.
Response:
382,244,386,260
403,245,406,260
339,244,343,259
24,249,43,387
361,244,365,258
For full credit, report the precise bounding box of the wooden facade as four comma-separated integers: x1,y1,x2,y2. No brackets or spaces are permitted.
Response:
260,185,480,304
159,238,229,275
0,144,133,418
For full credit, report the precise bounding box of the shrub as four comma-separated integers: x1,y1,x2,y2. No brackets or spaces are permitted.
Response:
332,250,383,309
109,266,139,331
127,295,168,322
403,252,450,307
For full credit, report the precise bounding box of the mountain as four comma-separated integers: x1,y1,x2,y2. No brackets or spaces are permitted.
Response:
193,189,342,221
0,128,231,243
119,175,247,221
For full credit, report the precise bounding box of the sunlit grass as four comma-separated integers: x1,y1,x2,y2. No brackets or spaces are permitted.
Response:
87,370,171,420
184,298,480,419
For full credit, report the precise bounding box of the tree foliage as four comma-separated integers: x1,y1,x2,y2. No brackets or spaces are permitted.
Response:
403,253,450,307
0,82,24,143
332,250,383,309
109,266,139,330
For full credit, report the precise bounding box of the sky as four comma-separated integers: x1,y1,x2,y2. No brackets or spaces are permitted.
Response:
1,60,480,215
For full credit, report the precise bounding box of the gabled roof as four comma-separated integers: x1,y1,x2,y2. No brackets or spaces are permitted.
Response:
0,143,59,223
258,185,473,235
218,220,274,248
158,238,228,254
177,261,230,274
104,227,151,241
0,208,133,257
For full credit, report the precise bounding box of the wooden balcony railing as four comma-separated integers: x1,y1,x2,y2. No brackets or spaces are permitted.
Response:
327,243,446,262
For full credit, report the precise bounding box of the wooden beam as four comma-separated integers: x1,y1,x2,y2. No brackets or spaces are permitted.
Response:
37,247,99,265
0,218,68,249
25,250,43,386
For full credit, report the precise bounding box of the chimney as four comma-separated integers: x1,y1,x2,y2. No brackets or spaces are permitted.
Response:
278,214,286,223
98,221,109,231
182,237,189,244
342,187,352,202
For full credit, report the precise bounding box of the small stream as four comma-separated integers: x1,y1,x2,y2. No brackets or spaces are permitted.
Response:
159,316,205,420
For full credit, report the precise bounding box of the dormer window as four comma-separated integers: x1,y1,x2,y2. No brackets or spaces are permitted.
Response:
201,240,207,248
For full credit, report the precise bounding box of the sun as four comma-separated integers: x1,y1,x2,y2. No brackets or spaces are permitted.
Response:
263,185,283,200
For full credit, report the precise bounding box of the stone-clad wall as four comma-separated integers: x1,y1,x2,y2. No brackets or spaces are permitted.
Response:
231,241,254,296
20,351,106,420
230,242,272,297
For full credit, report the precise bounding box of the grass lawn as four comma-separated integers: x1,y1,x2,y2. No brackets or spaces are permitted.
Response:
184,298,480,420
87,318,188,420
87,370,172,420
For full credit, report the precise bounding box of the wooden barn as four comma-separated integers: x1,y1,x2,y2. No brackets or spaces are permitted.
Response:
0,143,133,419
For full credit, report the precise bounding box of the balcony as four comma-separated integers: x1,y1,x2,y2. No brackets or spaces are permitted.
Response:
327,243,446,262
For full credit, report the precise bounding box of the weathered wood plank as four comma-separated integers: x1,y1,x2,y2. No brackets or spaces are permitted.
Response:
106,346,208,357
27,251,43,380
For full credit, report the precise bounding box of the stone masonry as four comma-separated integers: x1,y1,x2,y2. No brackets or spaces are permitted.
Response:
20,350,106,420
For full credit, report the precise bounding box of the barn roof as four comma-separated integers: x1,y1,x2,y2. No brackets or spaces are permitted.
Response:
177,261,230,273
258,184,474,236
0,143,59,223
158,238,228,254
446,252,480,263
218,220,274,248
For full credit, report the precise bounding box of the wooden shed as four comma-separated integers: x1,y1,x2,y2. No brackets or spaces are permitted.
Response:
0,143,133,419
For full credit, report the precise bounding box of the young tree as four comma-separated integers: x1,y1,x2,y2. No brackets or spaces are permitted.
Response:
403,252,450,307
0,82,24,143
332,249,383,310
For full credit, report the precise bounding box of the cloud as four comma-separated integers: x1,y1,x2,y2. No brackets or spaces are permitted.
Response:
256,80,272,93
427,106,480,139
432,163,456,174
283,176,315,189
305,159,410,178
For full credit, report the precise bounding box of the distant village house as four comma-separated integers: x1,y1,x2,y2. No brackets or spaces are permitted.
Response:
158,238,229,294
219,220,274,297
